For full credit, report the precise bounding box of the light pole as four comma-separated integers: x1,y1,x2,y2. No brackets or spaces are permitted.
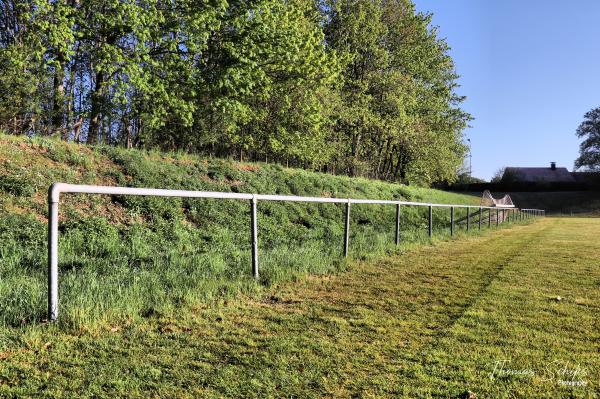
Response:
467,138,472,177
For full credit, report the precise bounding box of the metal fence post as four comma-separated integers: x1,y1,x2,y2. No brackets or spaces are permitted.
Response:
466,207,471,231
395,203,401,245
251,195,259,279
496,209,499,227
344,200,350,257
428,205,433,237
48,193,59,322
450,206,454,236
478,207,482,230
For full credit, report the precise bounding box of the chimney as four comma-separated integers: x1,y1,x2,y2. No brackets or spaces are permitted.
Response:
550,162,556,170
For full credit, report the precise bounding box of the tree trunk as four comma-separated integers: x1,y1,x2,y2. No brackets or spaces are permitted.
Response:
51,60,65,136
87,70,104,144
64,55,78,141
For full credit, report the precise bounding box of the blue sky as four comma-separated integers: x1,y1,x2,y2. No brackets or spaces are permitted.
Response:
413,0,600,180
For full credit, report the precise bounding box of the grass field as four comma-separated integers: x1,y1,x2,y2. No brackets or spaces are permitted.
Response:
0,217,598,397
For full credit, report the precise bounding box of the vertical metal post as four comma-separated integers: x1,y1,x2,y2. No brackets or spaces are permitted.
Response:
48,199,59,321
450,206,454,236
395,203,401,245
496,209,499,227
344,200,350,257
478,207,482,230
251,195,259,279
428,206,433,237
466,207,471,231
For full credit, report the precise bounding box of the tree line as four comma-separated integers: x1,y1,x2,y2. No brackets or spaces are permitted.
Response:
0,0,470,184
575,107,600,171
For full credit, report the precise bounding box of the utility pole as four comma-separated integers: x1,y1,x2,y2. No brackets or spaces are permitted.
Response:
467,138,472,177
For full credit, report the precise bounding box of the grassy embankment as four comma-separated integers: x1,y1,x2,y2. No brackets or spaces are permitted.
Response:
0,133,525,329
1,216,597,397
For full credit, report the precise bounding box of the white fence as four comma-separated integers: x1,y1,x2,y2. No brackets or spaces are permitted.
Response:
47,183,545,321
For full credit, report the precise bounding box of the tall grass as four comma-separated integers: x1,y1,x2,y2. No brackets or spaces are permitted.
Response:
0,134,505,329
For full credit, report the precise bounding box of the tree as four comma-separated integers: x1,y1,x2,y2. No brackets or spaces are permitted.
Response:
490,167,505,183
321,0,470,184
186,0,340,166
575,107,600,171
0,0,470,186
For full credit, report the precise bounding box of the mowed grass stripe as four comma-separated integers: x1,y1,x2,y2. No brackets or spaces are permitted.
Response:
409,217,600,397
1,218,598,398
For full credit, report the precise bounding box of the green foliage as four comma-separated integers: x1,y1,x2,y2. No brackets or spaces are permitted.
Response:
322,0,470,184
575,106,600,171
0,0,469,185
0,175,36,197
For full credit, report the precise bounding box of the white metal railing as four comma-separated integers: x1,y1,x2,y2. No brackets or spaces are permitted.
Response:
46,183,545,321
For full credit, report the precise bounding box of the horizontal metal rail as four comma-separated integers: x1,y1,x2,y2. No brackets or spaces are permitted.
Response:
47,183,544,321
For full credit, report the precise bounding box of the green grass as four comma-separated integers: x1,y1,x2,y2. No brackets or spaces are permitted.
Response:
0,217,597,397
491,191,600,216
0,133,488,328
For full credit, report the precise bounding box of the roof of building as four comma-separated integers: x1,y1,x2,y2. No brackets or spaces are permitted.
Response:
503,166,576,183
